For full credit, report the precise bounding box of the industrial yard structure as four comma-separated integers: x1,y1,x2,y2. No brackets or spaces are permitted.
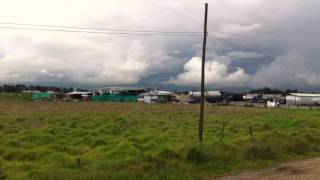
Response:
286,93,320,106
28,87,320,107
91,87,155,96
65,91,93,101
137,91,176,104
188,91,222,103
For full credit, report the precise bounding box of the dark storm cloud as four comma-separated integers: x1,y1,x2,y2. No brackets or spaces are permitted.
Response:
0,0,320,91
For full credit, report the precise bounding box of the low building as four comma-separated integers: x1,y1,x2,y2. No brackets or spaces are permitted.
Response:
243,94,260,102
188,91,222,103
243,94,284,103
91,87,155,102
92,94,137,102
286,93,320,106
91,87,155,96
267,101,280,108
66,91,93,101
262,94,282,101
23,90,41,94
206,91,222,103
31,91,59,101
138,91,176,104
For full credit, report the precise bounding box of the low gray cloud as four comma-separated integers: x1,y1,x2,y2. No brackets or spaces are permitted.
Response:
227,51,263,59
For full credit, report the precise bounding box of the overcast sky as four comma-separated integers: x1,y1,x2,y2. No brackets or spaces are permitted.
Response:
0,0,320,91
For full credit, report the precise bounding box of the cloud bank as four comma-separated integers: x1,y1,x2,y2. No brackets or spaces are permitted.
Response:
0,0,320,90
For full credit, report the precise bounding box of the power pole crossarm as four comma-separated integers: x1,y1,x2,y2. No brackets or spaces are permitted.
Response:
199,3,208,143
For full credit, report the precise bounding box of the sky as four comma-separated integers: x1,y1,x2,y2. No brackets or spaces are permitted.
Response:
0,0,320,91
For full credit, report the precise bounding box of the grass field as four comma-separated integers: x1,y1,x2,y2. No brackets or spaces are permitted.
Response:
1,94,320,179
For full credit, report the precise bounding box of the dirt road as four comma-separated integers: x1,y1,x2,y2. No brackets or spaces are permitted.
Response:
219,158,320,180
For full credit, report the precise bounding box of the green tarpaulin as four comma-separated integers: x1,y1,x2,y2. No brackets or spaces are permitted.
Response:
92,94,137,102
32,92,53,100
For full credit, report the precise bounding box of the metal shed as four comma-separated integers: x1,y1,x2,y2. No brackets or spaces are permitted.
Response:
188,91,221,103
138,91,176,104
286,93,320,105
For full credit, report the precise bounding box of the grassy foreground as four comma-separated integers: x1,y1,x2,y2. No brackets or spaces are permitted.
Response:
1,98,320,179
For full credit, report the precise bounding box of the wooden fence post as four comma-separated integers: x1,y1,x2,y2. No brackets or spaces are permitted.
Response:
220,122,227,143
76,158,80,169
249,125,253,137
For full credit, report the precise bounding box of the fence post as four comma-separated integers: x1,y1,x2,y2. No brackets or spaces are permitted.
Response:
220,122,227,143
249,125,253,137
76,158,80,169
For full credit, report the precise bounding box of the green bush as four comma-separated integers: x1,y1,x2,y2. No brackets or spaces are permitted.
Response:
288,137,311,155
16,117,26,122
158,148,181,160
244,141,278,160
2,149,40,161
106,141,140,160
145,155,168,169
186,147,209,164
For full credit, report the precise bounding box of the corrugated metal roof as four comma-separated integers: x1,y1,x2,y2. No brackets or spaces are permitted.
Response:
66,92,93,95
140,91,174,96
189,91,221,96
290,93,320,97
243,94,259,100
92,87,155,91
262,94,282,98
207,91,222,96
157,91,173,95
244,93,259,97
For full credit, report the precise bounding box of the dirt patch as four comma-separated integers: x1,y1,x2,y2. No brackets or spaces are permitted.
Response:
219,158,320,180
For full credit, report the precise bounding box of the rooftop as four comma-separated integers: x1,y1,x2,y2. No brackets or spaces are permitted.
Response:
289,93,320,97
66,91,93,95
92,87,155,91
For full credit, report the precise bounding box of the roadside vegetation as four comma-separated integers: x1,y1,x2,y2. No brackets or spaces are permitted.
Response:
1,95,320,179
0,92,31,102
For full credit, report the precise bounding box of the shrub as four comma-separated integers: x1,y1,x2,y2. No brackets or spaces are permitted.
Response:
0,157,4,165
0,169,6,180
288,137,311,155
106,141,140,160
2,149,40,161
145,155,168,169
244,141,278,160
41,152,74,168
186,147,209,164
158,148,181,160
16,117,26,122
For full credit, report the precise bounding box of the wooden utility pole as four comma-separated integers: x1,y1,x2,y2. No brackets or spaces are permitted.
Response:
199,3,208,142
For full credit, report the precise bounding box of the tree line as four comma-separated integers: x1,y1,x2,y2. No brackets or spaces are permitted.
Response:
249,87,299,95
0,84,88,93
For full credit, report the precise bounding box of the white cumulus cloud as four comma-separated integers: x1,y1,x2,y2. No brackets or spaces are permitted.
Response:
169,57,248,87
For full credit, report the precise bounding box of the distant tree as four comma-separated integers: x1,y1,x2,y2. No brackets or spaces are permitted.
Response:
76,89,89,92
47,86,60,92
183,91,189,95
0,84,85,94
62,87,68,93
28,85,36,91
250,87,284,94
284,89,299,95
2,85,18,92
16,84,27,92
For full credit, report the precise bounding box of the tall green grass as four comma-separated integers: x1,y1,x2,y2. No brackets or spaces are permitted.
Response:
0,92,32,101
0,101,320,179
